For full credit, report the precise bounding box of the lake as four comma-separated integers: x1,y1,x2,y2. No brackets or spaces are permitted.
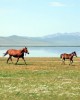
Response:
0,46,80,57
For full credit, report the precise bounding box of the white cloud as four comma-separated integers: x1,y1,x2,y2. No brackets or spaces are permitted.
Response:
49,2,65,7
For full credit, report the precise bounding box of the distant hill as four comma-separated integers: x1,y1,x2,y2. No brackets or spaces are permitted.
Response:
0,33,80,46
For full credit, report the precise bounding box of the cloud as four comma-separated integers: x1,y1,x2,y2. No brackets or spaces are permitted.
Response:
49,2,65,7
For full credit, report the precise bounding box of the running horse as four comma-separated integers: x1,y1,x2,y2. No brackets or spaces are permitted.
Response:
60,51,77,65
4,47,29,64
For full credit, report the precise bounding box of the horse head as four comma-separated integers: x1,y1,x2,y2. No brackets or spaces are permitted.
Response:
22,47,29,54
72,51,77,57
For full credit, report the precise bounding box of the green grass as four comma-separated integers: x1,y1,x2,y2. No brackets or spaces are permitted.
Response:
0,57,80,100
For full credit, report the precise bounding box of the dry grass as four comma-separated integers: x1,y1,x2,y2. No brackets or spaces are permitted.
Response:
0,57,80,100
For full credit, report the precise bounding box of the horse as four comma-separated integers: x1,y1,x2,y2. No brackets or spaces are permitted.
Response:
4,47,29,64
60,51,77,65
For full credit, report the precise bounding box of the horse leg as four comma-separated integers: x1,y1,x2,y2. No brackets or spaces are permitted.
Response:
61,59,63,65
7,56,11,63
22,57,26,65
62,58,65,65
69,58,73,65
10,56,13,63
63,59,65,64
61,59,65,65
15,58,19,64
71,59,73,64
69,61,71,65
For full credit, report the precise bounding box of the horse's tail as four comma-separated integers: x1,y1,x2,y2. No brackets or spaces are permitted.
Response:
60,54,62,59
3,50,8,56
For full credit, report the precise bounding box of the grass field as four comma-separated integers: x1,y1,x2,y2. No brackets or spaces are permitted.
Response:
0,57,80,100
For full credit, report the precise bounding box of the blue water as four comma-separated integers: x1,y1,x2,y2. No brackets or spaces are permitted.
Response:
0,47,80,57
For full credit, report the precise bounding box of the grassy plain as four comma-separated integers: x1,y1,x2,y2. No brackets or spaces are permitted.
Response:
0,57,80,100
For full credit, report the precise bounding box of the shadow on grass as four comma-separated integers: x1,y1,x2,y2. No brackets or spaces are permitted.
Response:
6,62,32,66
15,63,31,65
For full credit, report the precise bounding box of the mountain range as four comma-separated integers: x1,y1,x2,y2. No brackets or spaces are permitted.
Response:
0,33,80,46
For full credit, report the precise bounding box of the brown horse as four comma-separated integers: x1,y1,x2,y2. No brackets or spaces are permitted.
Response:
60,51,77,65
4,47,29,64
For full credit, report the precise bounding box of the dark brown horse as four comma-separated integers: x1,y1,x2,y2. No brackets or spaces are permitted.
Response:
60,51,77,65
4,47,29,64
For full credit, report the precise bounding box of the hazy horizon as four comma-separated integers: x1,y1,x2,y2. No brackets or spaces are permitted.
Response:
0,32,80,37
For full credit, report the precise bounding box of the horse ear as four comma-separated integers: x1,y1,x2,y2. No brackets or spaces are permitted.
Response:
25,47,27,49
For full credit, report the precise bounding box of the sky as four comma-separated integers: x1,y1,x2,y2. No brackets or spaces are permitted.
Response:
0,0,80,37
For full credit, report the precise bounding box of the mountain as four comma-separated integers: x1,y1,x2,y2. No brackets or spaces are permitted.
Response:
0,35,49,46
43,33,80,46
0,33,80,46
